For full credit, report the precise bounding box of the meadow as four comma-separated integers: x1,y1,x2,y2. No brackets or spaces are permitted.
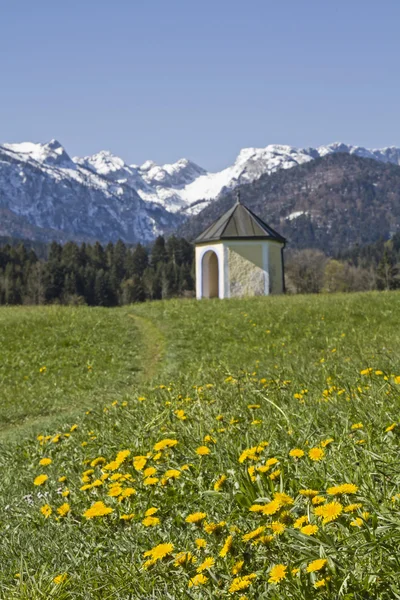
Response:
1,292,400,599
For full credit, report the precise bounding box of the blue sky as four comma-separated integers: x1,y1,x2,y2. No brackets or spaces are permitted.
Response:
1,0,399,170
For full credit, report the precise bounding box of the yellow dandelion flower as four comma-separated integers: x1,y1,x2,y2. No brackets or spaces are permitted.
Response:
108,485,123,497
219,535,233,557
242,526,265,542
90,457,106,467
57,503,70,517
186,512,207,524
196,557,215,572
269,468,281,480
229,574,256,593
188,573,208,587
344,503,362,513
53,573,67,584
314,579,326,588
314,501,343,523
143,542,174,562
133,456,147,471
120,513,135,521
271,521,285,535
274,492,294,506
83,501,113,519
153,438,178,452
306,558,327,573
261,500,281,516
204,521,226,534
142,516,160,527
268,564,287,584
308,447,325,461
34,474,48,486
143,476,159,485
294,515,308,529
312,495,326,505
320,438,334,447
289,448,304,458
196,446,210,455
195,538,207,548
350,517,363,527
232,560,244,574
327,483,358,495
39,458,52,466
385,423,397,432
301,524,318,535
351,422,363,430
40,504,52,518
214,474,227,491
143,466,157,477
174,409,187,420
300,489,319,497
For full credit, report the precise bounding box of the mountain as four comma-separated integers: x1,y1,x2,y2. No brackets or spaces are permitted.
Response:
2,138,400,245
0,140,181,244
178,153,400,255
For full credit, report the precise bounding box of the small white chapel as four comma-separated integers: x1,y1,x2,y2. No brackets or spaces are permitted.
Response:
194,194,286,299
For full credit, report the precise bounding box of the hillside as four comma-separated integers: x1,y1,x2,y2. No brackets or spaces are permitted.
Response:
1,294,400,598
180,154,400,254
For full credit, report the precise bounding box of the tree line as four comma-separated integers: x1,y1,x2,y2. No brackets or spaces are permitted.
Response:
0,237,194,306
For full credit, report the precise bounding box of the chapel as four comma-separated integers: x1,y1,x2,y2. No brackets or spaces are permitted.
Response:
194,194,286,299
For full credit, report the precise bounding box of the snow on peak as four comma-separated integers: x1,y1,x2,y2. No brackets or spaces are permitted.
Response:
3,139,75,169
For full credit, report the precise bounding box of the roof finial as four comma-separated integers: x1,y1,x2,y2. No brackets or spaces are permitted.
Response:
235,189,241,205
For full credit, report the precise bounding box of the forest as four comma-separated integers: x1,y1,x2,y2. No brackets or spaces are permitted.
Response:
1,232,400,306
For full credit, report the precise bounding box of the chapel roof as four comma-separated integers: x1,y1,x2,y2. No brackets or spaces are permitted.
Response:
194,194,286,244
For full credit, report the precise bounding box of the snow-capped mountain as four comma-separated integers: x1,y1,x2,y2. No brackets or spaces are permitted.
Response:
75,142,400,217
1,138,400,244
0,140,180,243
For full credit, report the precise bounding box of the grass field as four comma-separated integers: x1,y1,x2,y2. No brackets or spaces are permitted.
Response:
1,293,400,599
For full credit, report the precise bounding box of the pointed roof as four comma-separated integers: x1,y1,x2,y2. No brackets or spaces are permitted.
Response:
195,195,286,244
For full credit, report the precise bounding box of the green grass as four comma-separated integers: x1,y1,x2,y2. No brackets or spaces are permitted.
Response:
1,293,400,599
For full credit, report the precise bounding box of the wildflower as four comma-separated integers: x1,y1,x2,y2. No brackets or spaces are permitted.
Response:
314,579,326,588
39,458,52,466
289,448,304,458
142,516,160,526
188,573,208,587
90,457,106,467
153,438,178,452
57,503,70,517
232,560,244,574
195,538,207,548
312,495,326,505
294,515,308,528
186,512,207,524
351,423,363,430
271,521,285,535
385,423,397,432
197,557,215,572
83,501,113,519
174,551,194,566
344,503,362,513
314,501,343,523
144,476,159,485
307,558,327,573
360,368,373,375
204,521,226,534
261,500,281,515
108,485,123,497
301,524,318,535
34,474,48,486
229,574,256,593
242,526,265,542
53,573,67,584
196,446,210,455
292,568,300,576
247,404,260,409
269,468,281,480
219,535,233,557
40,504,52,518
268,564,287,584
274,492,294,506
308,447,325,461
144,466,157,477
143,542,174,564
175,409,187,420
350,518,363,527
133,456,147,471
214,474,227,491
58,476,67,483
300,489,319,497
120,513,135,521
238,447,259,463
327,483,358,495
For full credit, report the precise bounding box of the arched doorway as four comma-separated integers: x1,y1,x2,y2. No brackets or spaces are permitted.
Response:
202,251,219,298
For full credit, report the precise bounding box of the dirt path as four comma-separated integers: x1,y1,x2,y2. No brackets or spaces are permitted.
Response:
127,312,165,382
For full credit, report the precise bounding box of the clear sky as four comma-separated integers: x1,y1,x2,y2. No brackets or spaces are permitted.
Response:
1,0,400,170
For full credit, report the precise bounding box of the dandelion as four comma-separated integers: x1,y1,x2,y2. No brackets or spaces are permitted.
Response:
175,409,187,420
312,495,326,505
197,557,215,572
142,516,160,526
242,526,265,542
39,458,52,466
351,423,363,430
289,448,304,458
301,524,318,535
133,456,147,471
143,466,157,477
34,474,48,486
120,513,135,521
350,517,363,527
314,579,326,588
307,558,327,573
214,474,227,491
204,521,226,534
143,542,174,564
53,573,67,584
232,560,244,574
268,564,287,584
261,500,281,515
195,538,207,548
308,447,325,461
300,489,319,497
314,501,343,523
219,535,233,557
57,503,70,517
229,574,256,593
188,573,208,587
153,438,178,452
344,503,362,513
294,515,308,528
40,504,52,518
83,501,113,519
196,446,210,456
271,521,285,535
186,512,207,524
385,423,397,432
144,477,159,485
327,483,358,495
274,492,294,506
